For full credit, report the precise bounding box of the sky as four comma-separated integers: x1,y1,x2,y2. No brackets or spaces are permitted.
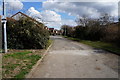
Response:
0,0,119,30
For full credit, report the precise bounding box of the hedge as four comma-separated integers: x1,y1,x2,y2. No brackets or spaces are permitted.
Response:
7,17,50,49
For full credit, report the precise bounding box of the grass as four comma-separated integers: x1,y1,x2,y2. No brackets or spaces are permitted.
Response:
2,38,52,79
64,36,80,41
46,39,52,49
0,49,2,53
64,36,120,55
80,40,120,54
2,50,41,78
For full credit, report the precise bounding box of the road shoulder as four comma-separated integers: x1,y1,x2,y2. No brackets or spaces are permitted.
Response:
26,41,53,78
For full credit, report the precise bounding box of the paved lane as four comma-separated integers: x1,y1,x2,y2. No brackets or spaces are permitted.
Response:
27,36,119,78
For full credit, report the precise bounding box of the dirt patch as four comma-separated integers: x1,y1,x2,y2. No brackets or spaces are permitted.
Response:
95,67,101,70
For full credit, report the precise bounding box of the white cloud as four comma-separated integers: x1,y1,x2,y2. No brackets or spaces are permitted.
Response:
38,10,62,29
41,1,119,28
5,0,47,2
41,10,61,22
43,1,118,18
26,7,43,22
61,19,77,26
0,5,1,15
26,7,61,22
27,7,42,18
26,7,63,29
6,0,23,11
0,5,2,11
27,7,40,15
26,7,77,29
46,22,62,29
45,19,77,30
27,8,62,23
44,0,119,2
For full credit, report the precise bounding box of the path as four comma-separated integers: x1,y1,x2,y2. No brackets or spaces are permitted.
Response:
27,36,118,78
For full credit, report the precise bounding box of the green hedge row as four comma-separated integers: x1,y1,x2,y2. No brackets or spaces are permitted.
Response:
7,17,50,49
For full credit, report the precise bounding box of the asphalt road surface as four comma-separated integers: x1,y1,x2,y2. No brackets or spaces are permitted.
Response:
27,36,119,78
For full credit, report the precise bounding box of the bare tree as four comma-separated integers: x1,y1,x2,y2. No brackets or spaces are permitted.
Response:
75,15,91,27
99,13,114,26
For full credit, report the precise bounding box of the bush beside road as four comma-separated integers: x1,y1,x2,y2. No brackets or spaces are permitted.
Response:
7,17,50,49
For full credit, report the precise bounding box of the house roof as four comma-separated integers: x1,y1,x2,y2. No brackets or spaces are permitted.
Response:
10,12,49,30
11,11,42,25
7,17,16,21
0,15,16,22
49,28,54,30
1,12,43,24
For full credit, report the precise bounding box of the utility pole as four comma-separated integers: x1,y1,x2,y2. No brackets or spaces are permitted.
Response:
65,27,66,36
2,0,7,53
64,26,67,36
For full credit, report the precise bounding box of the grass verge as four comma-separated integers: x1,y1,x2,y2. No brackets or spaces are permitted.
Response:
64,36,120,55
80,40,120,54
2,38,53,79
2,50,43,78
46,39,53,49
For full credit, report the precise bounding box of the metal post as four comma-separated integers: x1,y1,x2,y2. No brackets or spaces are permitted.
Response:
3,21,7,53
65,26,66,36
2,0,7,53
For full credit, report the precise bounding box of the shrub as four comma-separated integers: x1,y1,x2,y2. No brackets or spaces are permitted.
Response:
7,17,49,49
115,22,120,47
102,25,118,42
61,13,119,47
85,26,106,41
61,25,75,37
74,26,87,39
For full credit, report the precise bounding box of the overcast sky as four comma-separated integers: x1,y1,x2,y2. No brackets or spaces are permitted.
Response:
0,0,119,29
